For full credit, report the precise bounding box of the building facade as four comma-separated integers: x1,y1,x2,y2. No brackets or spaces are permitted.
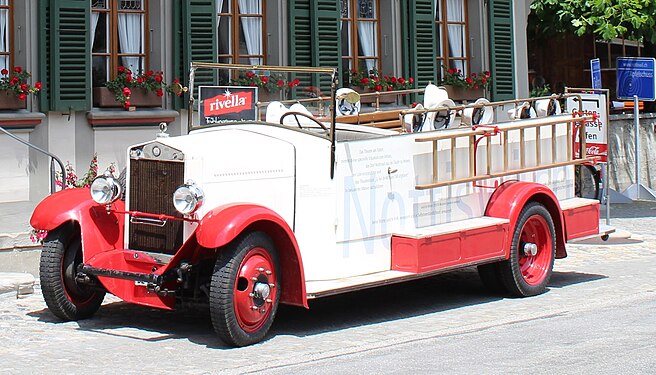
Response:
0,0,530,215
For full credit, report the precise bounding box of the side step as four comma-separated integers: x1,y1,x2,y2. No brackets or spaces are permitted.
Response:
78,264,163,285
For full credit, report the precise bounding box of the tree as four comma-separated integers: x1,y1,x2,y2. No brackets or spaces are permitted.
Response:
529,0,656,43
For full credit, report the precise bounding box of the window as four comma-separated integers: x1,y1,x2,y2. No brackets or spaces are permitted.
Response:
0,0,11,72
595,38,643,69
217,0,265,65
340,0,381,83
435,0,469,79
91,0,147,87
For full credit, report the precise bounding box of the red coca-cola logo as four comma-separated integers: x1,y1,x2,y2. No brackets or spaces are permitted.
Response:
587,145,600,154
204,91,253,116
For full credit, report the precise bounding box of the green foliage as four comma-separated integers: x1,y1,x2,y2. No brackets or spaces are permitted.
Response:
439,67,491,89
529,0,656,43
530,83,551,98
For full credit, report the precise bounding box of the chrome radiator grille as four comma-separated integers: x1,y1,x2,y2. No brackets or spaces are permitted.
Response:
128,159,184,254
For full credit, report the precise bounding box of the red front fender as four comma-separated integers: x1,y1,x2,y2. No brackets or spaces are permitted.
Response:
30,188,125,261
196,204,307,308
486,181,567,259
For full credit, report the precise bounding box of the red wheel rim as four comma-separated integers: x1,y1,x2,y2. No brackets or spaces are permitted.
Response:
518,214,553,286
233,247,277,333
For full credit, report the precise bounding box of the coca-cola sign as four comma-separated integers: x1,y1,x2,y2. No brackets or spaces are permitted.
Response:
566,93,608,163
199,86,257,125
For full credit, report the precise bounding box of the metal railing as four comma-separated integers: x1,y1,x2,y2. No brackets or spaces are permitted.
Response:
0,126,65,194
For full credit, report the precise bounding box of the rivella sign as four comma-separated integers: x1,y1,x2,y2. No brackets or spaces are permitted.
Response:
199,86,258,125
616,57,656,101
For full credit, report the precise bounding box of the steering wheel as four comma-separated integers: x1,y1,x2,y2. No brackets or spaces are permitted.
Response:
279,111,328,133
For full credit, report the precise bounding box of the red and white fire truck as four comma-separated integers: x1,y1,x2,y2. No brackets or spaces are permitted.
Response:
31,63,607,346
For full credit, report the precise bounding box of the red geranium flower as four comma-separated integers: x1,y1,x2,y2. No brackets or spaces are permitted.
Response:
1,69,7,75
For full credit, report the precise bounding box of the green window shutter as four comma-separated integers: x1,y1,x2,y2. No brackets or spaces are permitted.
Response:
38,1,51,112
289,0,312,68
172,0,185,109
488,0,515,100
408,0,436,88
48,0,91,112
289,0,340,91
183,0,217,99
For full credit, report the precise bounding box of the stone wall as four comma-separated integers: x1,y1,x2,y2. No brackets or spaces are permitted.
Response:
608,113,656,193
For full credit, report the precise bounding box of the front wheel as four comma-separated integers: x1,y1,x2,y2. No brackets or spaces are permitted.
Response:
499,202,556,297
210,232,281,347
39,224,105,320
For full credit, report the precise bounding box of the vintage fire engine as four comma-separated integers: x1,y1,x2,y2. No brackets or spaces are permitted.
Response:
31,63,607,346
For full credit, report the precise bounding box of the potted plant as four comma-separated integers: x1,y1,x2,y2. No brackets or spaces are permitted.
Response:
230,71,300,102
0,66,41,110
348,68,414,104
439,68,491,101
94,66,178,109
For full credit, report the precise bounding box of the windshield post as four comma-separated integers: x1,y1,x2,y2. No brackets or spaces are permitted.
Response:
187,64,197,134
330,70,338,179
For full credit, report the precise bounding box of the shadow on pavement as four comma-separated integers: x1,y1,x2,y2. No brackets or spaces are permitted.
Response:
26,267,606,348
609,201,656,218
548,270,607,288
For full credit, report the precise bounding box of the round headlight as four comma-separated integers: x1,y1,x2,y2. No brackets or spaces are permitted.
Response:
173,183,204,215
90,175,121,204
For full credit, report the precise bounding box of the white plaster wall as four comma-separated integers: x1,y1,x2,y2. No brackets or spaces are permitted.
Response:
0,130,31,202
513,0,531,99
46,112,78,171
94,126,162,172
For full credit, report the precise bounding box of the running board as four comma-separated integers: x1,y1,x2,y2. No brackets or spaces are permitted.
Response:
306,257,505,299
78,264,164,285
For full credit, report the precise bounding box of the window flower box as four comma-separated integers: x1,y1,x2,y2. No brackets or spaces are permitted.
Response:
93,87,162,108
0,66,41,110
442,85,486,102
0,90,27,110
353,87,397,105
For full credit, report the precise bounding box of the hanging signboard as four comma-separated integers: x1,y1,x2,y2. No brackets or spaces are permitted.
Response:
199,86,258,125
616,57,656,101
566,93,608,162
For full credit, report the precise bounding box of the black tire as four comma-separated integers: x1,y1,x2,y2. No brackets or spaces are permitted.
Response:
39,224,105,320
476,262,507,294
210,232,281,347
498,202,556,297
575,165,600,200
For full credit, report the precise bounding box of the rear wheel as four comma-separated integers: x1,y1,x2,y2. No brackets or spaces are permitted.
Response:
575,164,600,200
499,202,556,297
40,224,105,320
210,232,280,347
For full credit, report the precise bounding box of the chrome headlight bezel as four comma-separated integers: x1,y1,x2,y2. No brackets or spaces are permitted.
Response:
172,182,204,215
90,175,122,205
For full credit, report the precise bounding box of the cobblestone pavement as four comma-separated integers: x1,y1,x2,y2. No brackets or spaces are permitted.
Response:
1,203,655,374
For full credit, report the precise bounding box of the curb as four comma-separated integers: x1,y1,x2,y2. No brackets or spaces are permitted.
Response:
0,272,36,295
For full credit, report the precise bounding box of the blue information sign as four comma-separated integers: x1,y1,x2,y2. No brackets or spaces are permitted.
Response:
616,57,656,101
590,58,601,89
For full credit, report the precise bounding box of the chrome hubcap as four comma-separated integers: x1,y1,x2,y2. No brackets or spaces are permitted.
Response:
523,242,538,257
